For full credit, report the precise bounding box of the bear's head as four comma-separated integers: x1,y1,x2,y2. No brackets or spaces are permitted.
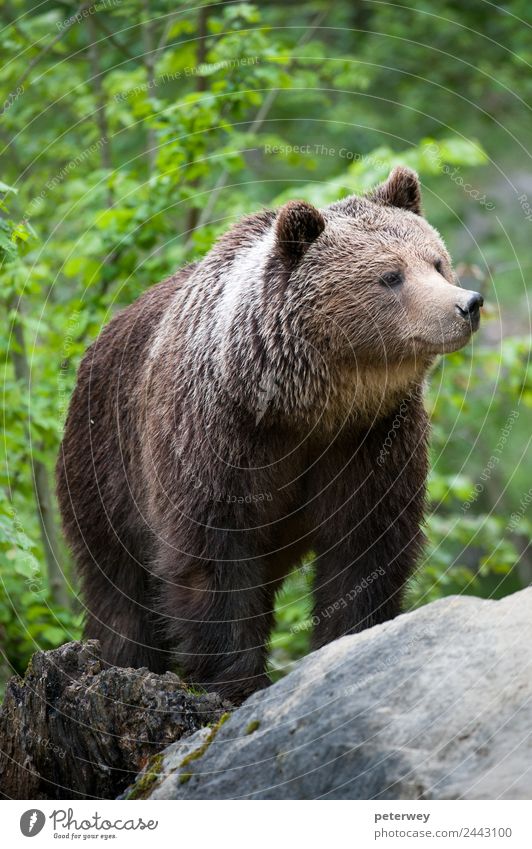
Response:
275,166,483,365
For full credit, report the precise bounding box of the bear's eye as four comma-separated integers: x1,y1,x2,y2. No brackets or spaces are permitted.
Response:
434,259,444,275
379,270,404,288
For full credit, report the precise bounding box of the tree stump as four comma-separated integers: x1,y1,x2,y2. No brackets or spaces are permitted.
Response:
0,640,230,799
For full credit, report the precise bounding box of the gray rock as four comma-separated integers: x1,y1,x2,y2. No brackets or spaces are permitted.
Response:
124,589,532,800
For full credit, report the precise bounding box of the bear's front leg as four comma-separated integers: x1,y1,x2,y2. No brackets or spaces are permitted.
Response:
154,538,274,704
311,515,424,649
309,406,428,649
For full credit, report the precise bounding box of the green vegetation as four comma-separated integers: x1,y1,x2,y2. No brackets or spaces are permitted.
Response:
126,752,165,800
178,711,232,783
1,1,530,686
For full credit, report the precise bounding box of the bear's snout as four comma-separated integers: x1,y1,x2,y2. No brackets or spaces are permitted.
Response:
455,291,484,331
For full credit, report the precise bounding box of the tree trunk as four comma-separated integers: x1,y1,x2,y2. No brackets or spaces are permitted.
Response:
0,640,231,800
141,1,157,174
87,16,113,192
10,306,70,609
184,5,209,239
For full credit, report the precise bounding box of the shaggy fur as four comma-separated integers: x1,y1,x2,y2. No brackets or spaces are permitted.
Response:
57,167,482,702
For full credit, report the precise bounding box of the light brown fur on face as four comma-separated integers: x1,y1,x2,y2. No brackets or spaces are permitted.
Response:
296,183,482,369
262,168,482,430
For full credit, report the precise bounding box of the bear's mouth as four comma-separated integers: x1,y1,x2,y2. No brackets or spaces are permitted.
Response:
412,327,479,356
411,300,483,355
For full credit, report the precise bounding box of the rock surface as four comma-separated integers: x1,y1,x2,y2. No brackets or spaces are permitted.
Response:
124,589,532,800
0,640,230,799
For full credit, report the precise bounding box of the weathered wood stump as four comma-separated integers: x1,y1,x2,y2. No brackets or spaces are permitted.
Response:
0,640,230,799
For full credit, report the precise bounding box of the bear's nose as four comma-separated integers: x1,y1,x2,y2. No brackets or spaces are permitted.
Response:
456,291,484,321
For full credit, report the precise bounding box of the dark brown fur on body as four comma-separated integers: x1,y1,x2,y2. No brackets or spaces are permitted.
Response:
57,167,482,702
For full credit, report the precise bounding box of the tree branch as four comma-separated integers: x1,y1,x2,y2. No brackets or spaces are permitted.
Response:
184,9,328,251
11,1,93,93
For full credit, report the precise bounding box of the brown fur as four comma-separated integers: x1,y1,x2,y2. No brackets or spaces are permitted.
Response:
56,167,482,702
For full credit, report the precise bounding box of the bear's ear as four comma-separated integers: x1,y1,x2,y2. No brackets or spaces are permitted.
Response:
275,200,325,266
368,166,422,215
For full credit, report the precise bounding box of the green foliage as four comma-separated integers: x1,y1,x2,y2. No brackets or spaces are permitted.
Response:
269,563,314,680
409,338,532,607
0,0,530,683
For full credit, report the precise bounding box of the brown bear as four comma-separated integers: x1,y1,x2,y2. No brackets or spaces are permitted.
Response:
56,167,483,702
